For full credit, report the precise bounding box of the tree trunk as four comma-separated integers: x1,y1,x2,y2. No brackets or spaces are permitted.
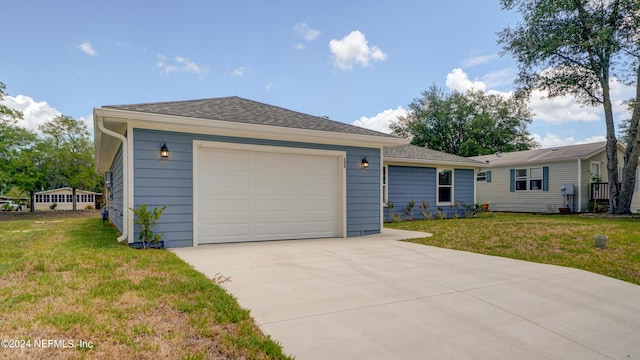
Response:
616,65,640,214
72,187,77,211
602,79,621,214
29,191,35,212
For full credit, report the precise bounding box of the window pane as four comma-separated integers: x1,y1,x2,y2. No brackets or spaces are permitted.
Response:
530,167,542,178
477,172,486,182
438,187,452,202
516,169,527,178
439,170,452,185
530,179,542,190
516,180,527,191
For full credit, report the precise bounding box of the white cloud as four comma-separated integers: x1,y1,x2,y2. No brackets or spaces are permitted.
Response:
1,95,60,132
528,91,601,124
444,68,635,126
231,67,247,76
78,41,97,56
294,23,320,41
461,54,499,68
531,132,607,148
329,30,387,71
157,54,210,78
0,95,94,136
352,106,407,134
531,133,576,148
445,68,486,92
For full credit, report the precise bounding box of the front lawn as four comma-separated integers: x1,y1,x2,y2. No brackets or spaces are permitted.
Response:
387,213,640,285
0,213,291,359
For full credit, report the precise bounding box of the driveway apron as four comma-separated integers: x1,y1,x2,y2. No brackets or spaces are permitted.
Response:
173,229,640,359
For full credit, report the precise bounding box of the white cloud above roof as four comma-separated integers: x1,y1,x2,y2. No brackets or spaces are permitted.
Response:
77,41,97,56
329,30,387,71
445,68,486,92
352,106,406,134
157,54,210,79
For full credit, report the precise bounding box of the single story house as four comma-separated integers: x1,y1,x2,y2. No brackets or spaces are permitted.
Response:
34,187,101,211
94,96,408,248
383,145,483,220
470,142,640,213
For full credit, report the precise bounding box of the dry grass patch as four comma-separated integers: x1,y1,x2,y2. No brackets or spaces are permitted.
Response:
0,215,290,359
388,213,640,285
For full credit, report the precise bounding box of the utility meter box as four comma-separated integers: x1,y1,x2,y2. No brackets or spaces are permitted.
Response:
560,184,575,195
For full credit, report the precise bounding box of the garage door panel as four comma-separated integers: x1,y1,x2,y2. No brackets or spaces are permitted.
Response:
197,145,343,244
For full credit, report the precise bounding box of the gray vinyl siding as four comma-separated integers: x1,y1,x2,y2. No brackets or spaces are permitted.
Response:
476,161,578,213
132,128,381,247
384,166,475,220
108,144,124,233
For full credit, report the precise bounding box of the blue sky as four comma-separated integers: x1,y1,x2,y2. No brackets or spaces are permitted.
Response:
1,1,634,149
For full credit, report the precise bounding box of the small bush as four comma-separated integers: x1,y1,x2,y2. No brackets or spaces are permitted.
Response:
404,200,415,221
419,201,430,220
50,203,58,210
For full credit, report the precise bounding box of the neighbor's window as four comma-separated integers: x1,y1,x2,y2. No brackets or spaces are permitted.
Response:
477,171,487,182
66,194,72,202
438,169,453,204
529,167,543,191
515,169,528,191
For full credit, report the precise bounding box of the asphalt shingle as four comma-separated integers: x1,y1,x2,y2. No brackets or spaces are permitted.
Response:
104,96,399,138
384,144,483,165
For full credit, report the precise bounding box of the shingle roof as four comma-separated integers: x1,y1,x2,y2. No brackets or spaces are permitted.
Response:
103,96,399,138
470,142,607,166
384,145,484,165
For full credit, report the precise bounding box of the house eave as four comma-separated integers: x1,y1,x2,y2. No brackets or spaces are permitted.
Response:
94,108,408,161
384,157,481,169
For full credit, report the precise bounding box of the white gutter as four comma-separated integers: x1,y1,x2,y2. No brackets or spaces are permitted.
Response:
97,117,128,243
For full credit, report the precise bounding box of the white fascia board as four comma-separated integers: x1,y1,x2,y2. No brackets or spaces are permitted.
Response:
94,108,408,148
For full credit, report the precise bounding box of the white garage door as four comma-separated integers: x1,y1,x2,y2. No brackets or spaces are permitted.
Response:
195,142,344,244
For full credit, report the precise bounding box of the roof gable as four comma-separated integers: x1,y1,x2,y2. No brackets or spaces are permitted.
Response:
103,96,397,139
384,145,484,166
470,142,610,166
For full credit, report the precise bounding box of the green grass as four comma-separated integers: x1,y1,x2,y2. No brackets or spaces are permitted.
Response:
387,213,640,285
0,214,292,359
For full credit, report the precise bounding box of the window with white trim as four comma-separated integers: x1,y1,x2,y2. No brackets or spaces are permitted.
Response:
515,168,527,191
476,171,487,182
529,167,543,191
437,169,453,204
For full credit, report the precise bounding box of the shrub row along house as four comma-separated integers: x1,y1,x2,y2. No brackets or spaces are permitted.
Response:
94,97,640,248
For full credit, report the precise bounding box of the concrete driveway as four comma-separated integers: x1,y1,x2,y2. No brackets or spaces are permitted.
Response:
173,229,640,359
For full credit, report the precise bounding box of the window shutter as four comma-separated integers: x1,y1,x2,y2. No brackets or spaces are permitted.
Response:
510,169,515,192
487,171,492,183
542,166,549,191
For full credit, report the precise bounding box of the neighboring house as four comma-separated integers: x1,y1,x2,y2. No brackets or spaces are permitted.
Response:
94,96,407,248
383,145,483,220
34,187,101,211
470,142,640,213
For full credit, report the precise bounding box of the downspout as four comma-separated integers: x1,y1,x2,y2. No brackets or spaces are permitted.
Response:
577,159,582,213
97,117,128,242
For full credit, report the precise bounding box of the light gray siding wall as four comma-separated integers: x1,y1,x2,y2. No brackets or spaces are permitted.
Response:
108,144,124,232
132,128,381,247
384,166,475,220
476,161,579,212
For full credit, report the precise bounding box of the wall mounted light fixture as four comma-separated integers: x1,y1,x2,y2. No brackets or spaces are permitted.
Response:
160,143,169,158
361,157,369,169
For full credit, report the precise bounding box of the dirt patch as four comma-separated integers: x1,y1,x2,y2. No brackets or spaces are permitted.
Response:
0,210,100,222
